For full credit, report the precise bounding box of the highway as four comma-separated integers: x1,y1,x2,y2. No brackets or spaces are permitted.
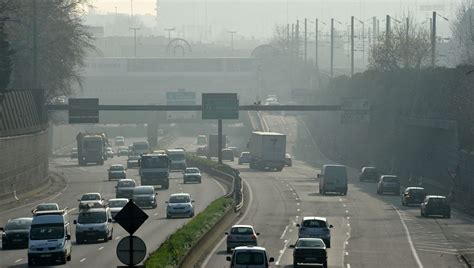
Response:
0,138,226,267
203,113,472,268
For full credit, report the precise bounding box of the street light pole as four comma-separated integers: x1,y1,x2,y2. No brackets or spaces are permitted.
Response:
227,30,237,51
351,16,354,77
130,27,140,57
330,18,334,78
164,27,175,44
304,18,307,63
432,11,436,67
32,0,38,88
315,18,318,69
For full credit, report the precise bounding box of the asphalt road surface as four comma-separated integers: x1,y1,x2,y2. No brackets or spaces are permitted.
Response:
202,114,472,268
0,138,226,267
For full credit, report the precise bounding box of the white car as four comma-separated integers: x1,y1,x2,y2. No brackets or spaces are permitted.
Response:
78,193,105,210
226,246,275,268
296,217,333,248
108,198,128,219
166,193,195,218
183,167,202,184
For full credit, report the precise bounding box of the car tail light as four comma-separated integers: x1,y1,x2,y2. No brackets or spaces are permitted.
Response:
251,235,257,240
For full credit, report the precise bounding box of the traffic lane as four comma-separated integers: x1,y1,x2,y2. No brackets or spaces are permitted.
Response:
67,171,226,268
353,180,472,267
262,114,298,155
204,166,299,267
0,154,129,266
169,136,201,153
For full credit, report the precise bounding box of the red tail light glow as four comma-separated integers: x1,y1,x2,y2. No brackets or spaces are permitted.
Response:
251,235,257,240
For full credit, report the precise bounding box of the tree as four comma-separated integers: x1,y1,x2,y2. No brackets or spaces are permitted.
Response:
369,17,431,71
452,1,474,64
0,20,12,91
0,0,93,98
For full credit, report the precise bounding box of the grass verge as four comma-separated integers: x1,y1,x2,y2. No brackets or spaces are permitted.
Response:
186,154,237,176
145,196,234,267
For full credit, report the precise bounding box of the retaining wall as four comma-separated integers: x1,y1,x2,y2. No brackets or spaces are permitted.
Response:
0,129,49,199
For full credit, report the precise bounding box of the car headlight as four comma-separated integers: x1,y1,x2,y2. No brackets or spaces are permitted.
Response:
30,245,36,250
56,242,64,249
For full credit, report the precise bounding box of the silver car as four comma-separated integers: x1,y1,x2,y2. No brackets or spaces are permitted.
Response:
296,217,333,248
74,207,113,243
108,198,128,219
225,225,259,253
166,193,195,218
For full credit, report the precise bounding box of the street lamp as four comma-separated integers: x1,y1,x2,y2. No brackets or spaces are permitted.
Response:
227,30,237,51
130,27,140,57
330,18,343,77
164,27,175,44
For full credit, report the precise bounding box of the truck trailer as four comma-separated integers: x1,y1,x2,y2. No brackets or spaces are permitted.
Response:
76,132,107,166
249,132,286,171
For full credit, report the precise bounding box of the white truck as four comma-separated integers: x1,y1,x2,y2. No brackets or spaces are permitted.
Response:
166,148,187,171
249,132,286,171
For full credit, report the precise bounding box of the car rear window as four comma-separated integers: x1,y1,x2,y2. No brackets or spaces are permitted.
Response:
383,177,399,183
235,251,265,265
118,180,135,187
409,189,425,194
231,227,254,235
134,187,153,195
302,220,327,228
6,219,32,230
429,198,446,204
81,194,100,201
110,166,124,171
169,195,190,203
296,239,325,248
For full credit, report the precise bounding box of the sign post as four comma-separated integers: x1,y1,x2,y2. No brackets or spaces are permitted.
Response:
202,93,239,163
114,200,149,267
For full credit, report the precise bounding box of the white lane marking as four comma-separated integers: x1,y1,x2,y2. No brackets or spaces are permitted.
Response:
347,264,351,268
275,239,291,265
343,204,347,207
98,246,104,251
201,178,253,267
280,225,289,239
80,258,87,263
345,210,349,213
68,208,77,213
15,259,22,263
154,213,158,216
297,208,300,212
115,236,121,240
297,203,300,206
393,206,423,268
345,252,349,256
209,175,227,195
79,167,87,172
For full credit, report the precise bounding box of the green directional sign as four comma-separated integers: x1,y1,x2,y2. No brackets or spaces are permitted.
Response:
202,93,239,120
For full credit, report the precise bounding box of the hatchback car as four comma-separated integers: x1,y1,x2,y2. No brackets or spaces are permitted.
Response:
74,208,113,243
183,167,202,184
222,149,234,161
359,167,379,182
285,153,293,167
108,164,126,180
117,146,129,157
291,238,327,268
226,246,274,268
78,193,105,210
1,217,33,249
238,152,251,165
402,187,427,206
226,225,260,253
106,147,114,158
377,175,400,195
115,178,136,198
421,195,451,218
127,155,141,168
132,186,157,209
108,198,128,219
166,193,195,218
296,217,333,248
115,136,125,146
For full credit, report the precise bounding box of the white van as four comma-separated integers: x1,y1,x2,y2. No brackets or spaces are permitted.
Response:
318,164,348,195
166,148,187,171
28,210,72,265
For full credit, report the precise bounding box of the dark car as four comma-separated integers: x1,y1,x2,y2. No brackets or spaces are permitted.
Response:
359,167,379,182
132,186,157,209
127,155,141,168
421,195,451,218
222,149,234,161
377,175,400,195
238,152,251,164
183,167,202,184
1,217,33,249
402,187,427,206
115,179,136,198
291,238,327,268
108,164,126,181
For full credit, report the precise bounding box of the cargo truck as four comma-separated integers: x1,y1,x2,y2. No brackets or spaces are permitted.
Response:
76,132,107,166
249,132,286,171
139,153,171,189
207,134,227,159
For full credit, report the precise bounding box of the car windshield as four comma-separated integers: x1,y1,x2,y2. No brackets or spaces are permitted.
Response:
302,220,327,228
83,140,102,149
81,194,100,201
169,195,190,203
235,252,265,265
231,227,254,235
36,204,58,211
384,177,399,183
110,166,124,171
241,152,250,157
109,200,128,208
169,154,185,161
134,187,153,195
186,168,199,174
118,180,135,187
409,189,425,194
141,155,169,168
6,219,32,230
296,239,325,248
30,224,64,240
78,211,107,224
